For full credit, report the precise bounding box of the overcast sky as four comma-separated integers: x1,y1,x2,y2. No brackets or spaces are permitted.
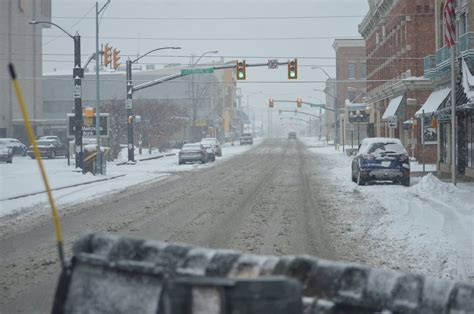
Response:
43,0,369,114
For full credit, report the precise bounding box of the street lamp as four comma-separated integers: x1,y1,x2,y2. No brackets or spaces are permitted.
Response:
350,110,365,147
126,46,182,162
189,50,219,141
30,20,84,170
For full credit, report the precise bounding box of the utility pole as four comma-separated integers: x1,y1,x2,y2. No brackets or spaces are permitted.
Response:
95,0,111,174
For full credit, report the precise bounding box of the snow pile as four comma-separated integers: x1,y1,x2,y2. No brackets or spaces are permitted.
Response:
410,173,459,198
301,138,474,281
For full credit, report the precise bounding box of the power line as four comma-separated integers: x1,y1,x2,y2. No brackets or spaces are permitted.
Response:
38,13,435,21
10,33,362,41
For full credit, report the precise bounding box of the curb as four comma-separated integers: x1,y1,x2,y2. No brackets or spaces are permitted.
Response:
0,174,127,201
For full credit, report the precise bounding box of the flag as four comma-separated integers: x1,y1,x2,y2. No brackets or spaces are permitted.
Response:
444,0,456,48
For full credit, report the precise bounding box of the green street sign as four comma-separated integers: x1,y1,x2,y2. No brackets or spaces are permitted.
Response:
309,103,325,108
437,113,451,122
181,68,214,75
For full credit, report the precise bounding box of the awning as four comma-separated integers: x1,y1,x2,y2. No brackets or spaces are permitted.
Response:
415,88,451,117
382,95,404,120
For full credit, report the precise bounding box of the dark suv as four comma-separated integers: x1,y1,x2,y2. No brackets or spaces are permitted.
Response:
351,138,410,186
288,132,297,139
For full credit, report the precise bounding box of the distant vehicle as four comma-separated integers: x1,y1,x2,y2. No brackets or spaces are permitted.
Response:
288,132,297,139
0,142,13,163
178,143,208,165
201,138,222,157
0,138,27,156
351,138,410,186
201,143,216,162
27,139,68,159
239,133,253,145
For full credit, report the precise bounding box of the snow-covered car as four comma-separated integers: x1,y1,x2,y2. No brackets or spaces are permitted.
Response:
201,137,222,157
0,142,13,163
178,143,208,165
27,139,68,159
0,138,27,156
38,135,63,147
351,137,410,186
239,133,253,145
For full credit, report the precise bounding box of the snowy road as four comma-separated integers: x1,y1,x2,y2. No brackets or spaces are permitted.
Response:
0,139,338,313
1,138,472,313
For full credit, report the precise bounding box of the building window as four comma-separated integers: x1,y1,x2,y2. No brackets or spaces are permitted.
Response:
468,116,474,168
459,13,467,35
360,63,367,79
348,63,356,80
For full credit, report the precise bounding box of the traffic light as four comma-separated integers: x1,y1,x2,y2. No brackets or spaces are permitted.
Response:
288,59,298,79
104,43,112,67
128,115,133,124
236,60,246,80
112,48,121,69
269,98,274,108
297,98,303,108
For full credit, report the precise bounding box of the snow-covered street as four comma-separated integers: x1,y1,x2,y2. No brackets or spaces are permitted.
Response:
303,137,474,281
0,140,261,220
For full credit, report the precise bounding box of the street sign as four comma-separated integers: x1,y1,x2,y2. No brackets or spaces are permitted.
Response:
437,113,451,122
387,116,397,128
181,68,214,75
67,113,109,138
268,59,279,69
194,119,207,127
73,85,81,99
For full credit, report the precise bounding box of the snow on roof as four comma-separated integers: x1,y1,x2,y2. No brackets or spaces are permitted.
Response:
346,102,367,111
361,137,402,145
462,58,474,102
415,88,451,117
382,95,403,120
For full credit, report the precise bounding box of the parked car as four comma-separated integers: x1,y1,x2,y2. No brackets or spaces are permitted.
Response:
178,143,208,165
201,143,216,162
288,132,297,139
27,139,68,159
0,138,27,156
351,138,410,186
0,142,13,163
201,137,222,157
239,133,253,145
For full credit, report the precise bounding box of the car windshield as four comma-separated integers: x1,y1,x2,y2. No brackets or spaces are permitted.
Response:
367,142,407,155
182,144,201,150
3,1,473,312
36,141,54,146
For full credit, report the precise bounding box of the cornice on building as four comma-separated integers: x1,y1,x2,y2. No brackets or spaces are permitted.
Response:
359,0,400,39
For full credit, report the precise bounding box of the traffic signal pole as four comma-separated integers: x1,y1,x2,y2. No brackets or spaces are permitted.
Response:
73,34,84,170
126,59,135,162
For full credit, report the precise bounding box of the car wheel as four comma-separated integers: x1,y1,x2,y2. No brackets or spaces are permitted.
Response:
30,155,36,159
357,171,365,186
7,158,12,164
401,176,410,187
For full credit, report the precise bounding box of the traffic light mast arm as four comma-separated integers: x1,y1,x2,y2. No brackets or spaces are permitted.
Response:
279,109,321,118
133,61,294,93
272,99,336,112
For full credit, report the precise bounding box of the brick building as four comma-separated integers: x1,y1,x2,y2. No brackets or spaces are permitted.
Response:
332,39,367,147
359,0,436,161
421,0,474,178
